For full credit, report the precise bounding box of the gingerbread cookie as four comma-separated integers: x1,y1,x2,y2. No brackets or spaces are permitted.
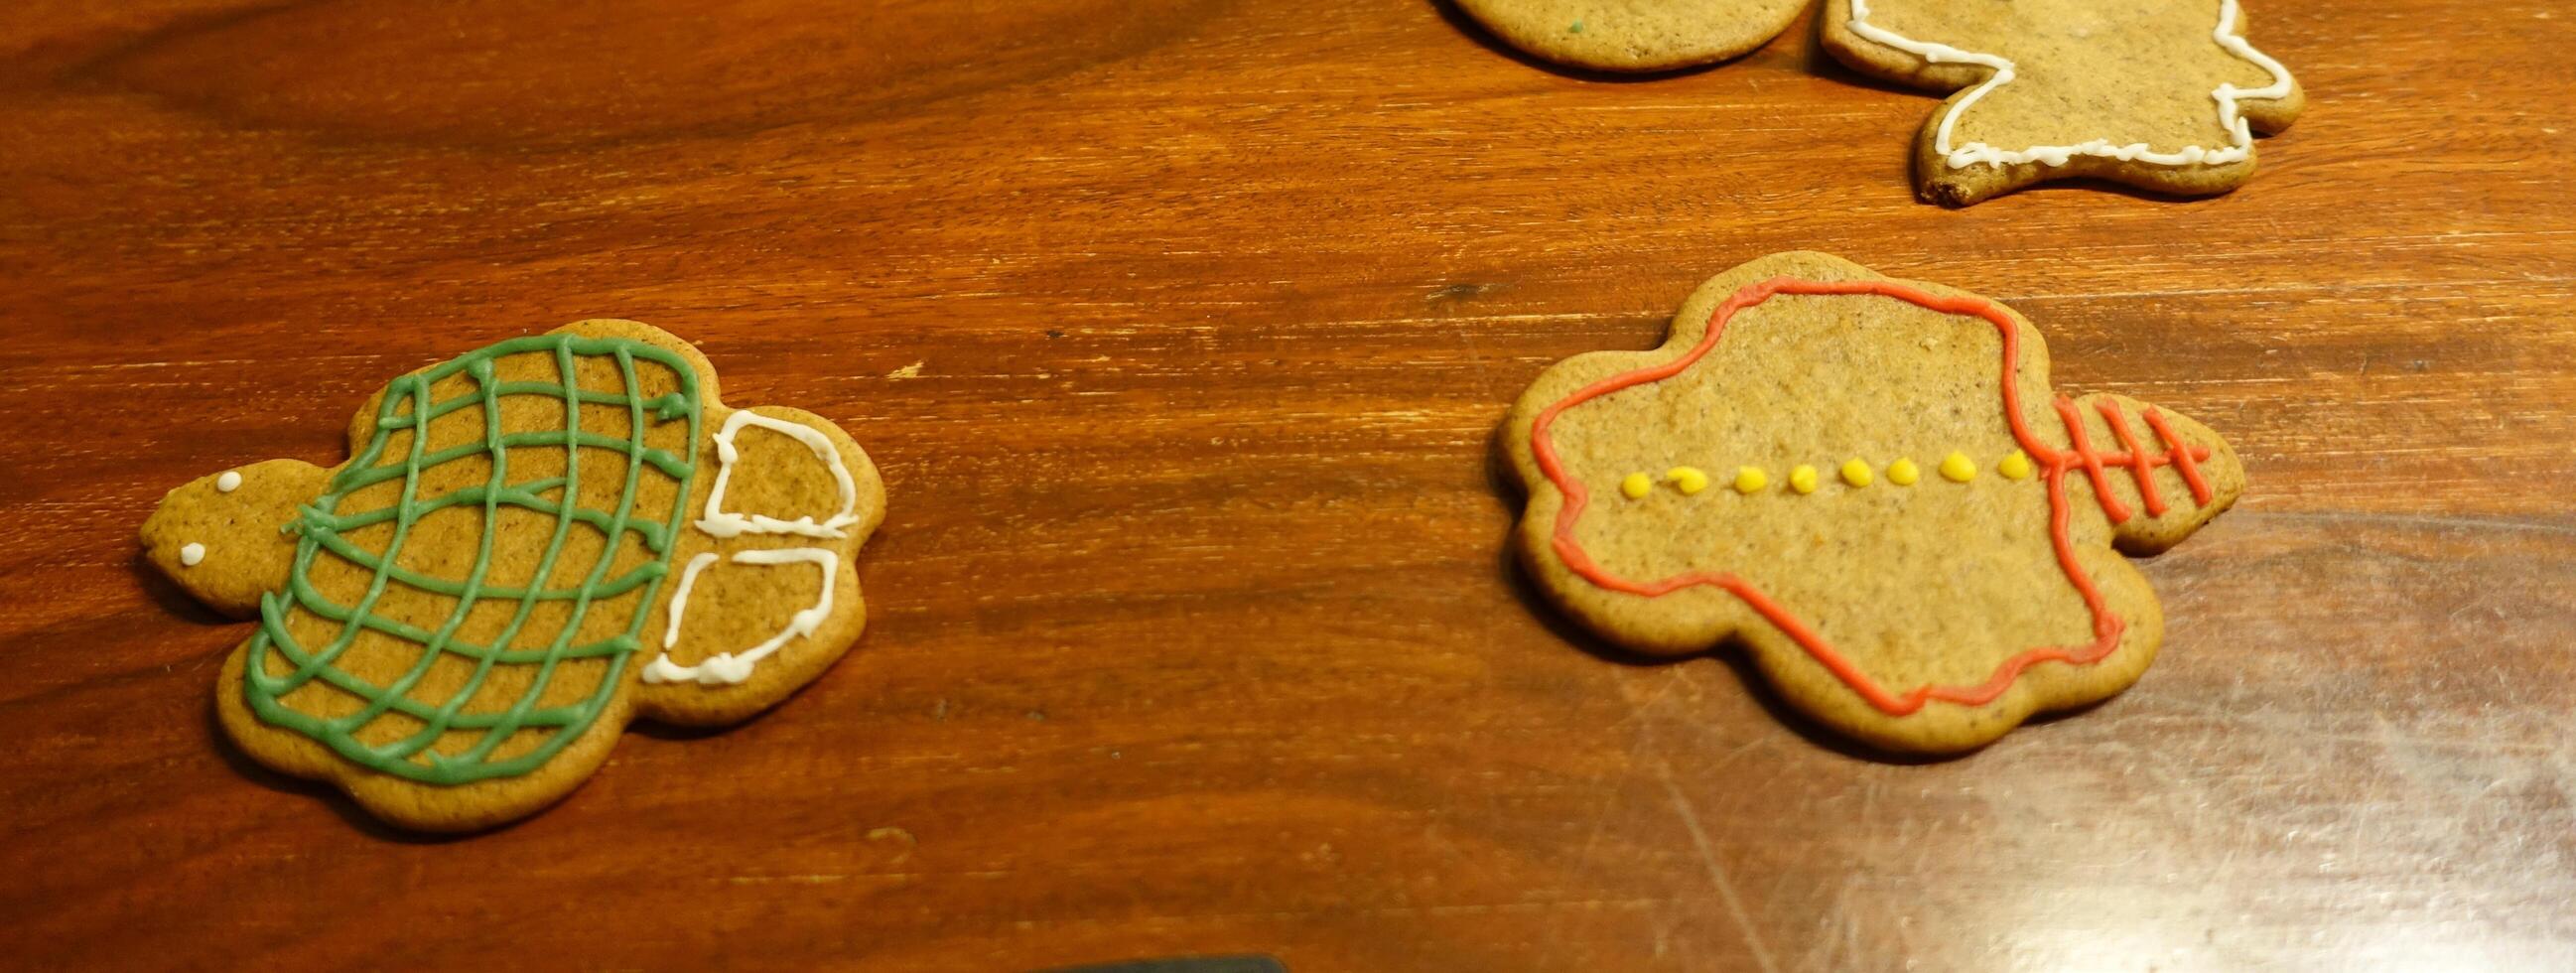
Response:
140,320,885,830
1501,252,2242,753
1454,0,1808,72
1820,0,2303,206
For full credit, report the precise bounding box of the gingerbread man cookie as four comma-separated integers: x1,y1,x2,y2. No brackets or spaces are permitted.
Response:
1455,0,1808,72
1821,0,2304,206
1501,252,2243,753
140,320,885,830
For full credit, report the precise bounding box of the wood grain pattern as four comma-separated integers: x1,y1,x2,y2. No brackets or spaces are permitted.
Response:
2,1,2571,969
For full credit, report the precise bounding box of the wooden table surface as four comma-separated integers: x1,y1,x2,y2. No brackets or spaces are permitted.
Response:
4,1,2571,970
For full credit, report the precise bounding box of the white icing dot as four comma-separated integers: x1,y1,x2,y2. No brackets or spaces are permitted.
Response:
215,471,243,492
180,543,206,567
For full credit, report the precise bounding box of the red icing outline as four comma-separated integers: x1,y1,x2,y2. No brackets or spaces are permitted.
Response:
1528,276,2213,717
2096,398,2166,517
2055,396,2131,523
2141,407,2217,506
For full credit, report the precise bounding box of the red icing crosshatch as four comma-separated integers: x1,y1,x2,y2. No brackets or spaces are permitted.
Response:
1528,277,2218,717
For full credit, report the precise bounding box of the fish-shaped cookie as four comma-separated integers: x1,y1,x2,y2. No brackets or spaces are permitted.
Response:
1502,252,2241,752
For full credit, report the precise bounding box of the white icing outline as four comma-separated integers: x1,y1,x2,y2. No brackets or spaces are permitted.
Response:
641,547,837,687
1846,0,2294,169
696,410,863,540
659,553,722,650
180,543,205,567
215,471,242,492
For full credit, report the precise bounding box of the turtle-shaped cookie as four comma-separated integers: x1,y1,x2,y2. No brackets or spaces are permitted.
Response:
140,320,885,830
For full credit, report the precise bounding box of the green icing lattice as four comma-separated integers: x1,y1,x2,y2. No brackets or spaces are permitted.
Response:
244,334,701,784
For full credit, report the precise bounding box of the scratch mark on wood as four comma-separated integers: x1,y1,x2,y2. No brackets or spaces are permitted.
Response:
1656,764,1781,973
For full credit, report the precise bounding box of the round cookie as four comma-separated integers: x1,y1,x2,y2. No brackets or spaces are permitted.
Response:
1500,252,2244,754
1819,0,2305,206
1455,0,1809,72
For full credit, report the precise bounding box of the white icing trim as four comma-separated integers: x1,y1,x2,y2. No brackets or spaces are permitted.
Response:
659,553,721,649
180,543,205,567
641,547,837,687
695,411,862,539
215,471,243,492
1846,0,2293,169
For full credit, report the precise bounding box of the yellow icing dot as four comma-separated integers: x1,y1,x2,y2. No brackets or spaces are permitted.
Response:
1620,472,1653,499
1998,451,2033,481
1732,466,1768,494
1789,465,1820,494
1887,458,1920,486
1940,452,1977,483
1840,459,1872,488
1666,466,1709,495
